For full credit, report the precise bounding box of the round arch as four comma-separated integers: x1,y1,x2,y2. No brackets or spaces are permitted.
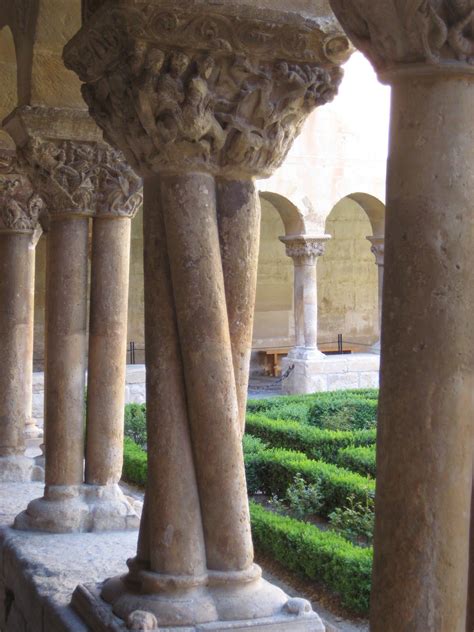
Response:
346,192,386,237
259,191,322,236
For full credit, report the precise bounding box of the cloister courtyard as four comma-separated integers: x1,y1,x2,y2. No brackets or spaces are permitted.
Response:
0,1,472,632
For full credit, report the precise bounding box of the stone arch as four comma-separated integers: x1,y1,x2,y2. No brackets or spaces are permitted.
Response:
319,194,382,351
346,192,386,237
259,191,320,236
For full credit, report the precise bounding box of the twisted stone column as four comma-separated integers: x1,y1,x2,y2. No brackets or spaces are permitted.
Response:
367,235,384,353
330,2,474,630
5,107,140,532
64,2,349,628
0,151,44,482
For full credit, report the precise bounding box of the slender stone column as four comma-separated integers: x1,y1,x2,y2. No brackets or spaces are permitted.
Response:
85,147,142,488
0,152,44,482
367,235,384,353
65,2,349,628
468,475,474,632
216,179,261,434
330,2,474,630
280,235,329,359
5,107,140,532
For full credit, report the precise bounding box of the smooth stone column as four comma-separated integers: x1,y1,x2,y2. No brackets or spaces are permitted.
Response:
367,235,384,353
15,215,90,531
467,473,474,632
280,235,329,361
84,213,141,530
216,178,261,435
371,70,474,632
0,230,42,482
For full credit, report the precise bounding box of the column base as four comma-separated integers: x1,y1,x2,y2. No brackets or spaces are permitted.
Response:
72,574,324,631
14,483,141,533
0,455,44,483
24,417,43,440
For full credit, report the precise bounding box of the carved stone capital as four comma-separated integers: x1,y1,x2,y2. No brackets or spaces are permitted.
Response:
367,235,385,266
4,107,142,219
64,1,350,178
280,235,330,265
329,0,474,77
0,151,44,233
95,145,143,219
19,137,100,218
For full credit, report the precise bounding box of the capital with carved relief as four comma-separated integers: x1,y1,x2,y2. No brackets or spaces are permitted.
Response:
0,151,44,233
64,1,351,179
329,0,474,80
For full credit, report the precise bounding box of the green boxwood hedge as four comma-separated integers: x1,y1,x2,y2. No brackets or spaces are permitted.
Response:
250,502,372,614
246,413,376,463
336,446,377,478
122,436,147,486
245,446,375,517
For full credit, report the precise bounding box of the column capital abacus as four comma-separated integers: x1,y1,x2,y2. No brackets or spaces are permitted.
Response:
63,1,351,179
280,234,330,265
0,150,45,234
367,235,385,266
329,0,474,81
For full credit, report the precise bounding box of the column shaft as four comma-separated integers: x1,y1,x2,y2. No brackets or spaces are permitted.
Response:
44,216,89,487
468,474,474,632
216,179,261,434
161,172,253,572
0,232,35,456
371,73,474,632
86,217,131,486
139,175,207,576
294,263,318,350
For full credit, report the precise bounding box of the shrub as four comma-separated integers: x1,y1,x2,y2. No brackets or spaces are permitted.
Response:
308,396,378,431
270,474,324,520
247,446,375,517
122,437,148,486
246,413,376,463
250,502,372,614
336,446,376,478
124,403,147,449
329,492,375,546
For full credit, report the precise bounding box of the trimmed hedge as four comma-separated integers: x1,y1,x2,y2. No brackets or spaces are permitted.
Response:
308,395,378,431
250,502,372,614
246,413,376,463
245,446,375,517
336,446,376,478
123,436,147,486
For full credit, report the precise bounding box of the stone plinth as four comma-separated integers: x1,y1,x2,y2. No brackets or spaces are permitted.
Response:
282,353,380,394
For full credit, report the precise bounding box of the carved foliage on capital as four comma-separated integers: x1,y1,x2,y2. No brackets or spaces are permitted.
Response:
64,5,346,177
280,236,329,265
0,153,44,232
367,236,385,265
329,0,474,71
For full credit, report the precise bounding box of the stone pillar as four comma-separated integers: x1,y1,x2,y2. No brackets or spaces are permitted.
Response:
84,147,142,524
5,107,139,532
0,151,44,482
367,235,384,353
468,475,474,632
64,2,349,628
280,235,329,359
330,2,474,631
279,235,332,395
